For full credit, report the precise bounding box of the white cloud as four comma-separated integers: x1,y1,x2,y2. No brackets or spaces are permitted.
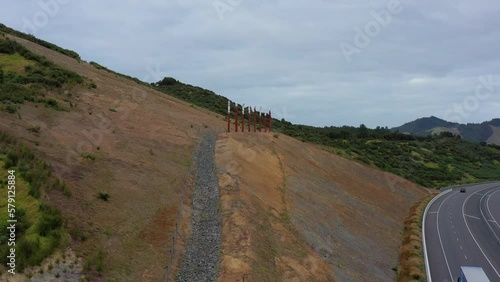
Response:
1,0,499,128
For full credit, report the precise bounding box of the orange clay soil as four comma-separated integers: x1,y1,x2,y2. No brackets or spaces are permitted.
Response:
215,133,428,281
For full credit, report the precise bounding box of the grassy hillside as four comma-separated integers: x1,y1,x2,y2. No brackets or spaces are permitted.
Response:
324,134,500,188
0,24,436,281
0,35,92,113
269,122,500,189
150,77,500,189
153,77,231,117
0,132,69,273
0,23,80,61
0,30,229,281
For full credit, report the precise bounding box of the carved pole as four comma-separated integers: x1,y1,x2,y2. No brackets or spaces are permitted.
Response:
242,104,245,133
253,107,257,132
247,107,251,132
235,104,239,132
227,101,231,133
259,107,262,132
269,109,272,132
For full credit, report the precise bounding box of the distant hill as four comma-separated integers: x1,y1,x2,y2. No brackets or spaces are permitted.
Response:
392,116,500,145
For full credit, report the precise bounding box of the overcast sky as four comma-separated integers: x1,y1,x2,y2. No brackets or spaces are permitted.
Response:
1,0,499,128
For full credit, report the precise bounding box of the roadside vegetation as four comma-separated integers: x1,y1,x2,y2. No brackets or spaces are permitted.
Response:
0,35,89,113
0,131,69,273
317,130,500,188
397,193,436,282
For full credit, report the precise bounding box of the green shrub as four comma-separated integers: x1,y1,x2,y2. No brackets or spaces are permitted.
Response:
97,192,110,201
0,23,81,60
81,153,96,160
36,204,63,237
27,125,41,133
0,37,89,112
96,250,105,273
2,104,19,114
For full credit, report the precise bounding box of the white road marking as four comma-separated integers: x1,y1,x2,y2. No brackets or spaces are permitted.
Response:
481,188,500,244
463,186,500,279
487,189,500,230
465,255,468,259
436,192,456,282
460,245,463,249
464,214,480,220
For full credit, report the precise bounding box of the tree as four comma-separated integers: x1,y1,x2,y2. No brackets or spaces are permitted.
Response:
157,77,177,86
340,130,350,139
0,68,3,84
359,124,368,138
438,131,455,138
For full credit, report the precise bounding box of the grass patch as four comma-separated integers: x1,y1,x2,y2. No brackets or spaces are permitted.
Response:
97,192,110,202
0,53,35,73
0,131,69,272
421,161,439,169
81,153,96,161
0,37,90,113
27,125,41,134
397,193,436,281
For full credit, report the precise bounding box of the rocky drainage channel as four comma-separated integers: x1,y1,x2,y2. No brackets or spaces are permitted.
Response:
177,134,221,282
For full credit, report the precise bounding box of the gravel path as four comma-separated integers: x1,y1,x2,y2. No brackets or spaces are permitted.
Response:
177,134,221,282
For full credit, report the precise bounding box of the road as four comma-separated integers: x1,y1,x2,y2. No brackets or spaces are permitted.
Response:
424,182,500,282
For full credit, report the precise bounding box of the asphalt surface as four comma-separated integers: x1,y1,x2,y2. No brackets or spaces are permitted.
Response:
424,182,500,282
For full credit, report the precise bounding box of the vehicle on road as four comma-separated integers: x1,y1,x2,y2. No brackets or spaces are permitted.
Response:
460,188,466,193
458,266,490,282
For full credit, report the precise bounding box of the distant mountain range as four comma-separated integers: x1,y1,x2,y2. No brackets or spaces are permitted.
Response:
392,116,500,145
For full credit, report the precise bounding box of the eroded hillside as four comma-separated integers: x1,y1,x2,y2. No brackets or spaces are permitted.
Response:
0,33,225,281
216,133,427,281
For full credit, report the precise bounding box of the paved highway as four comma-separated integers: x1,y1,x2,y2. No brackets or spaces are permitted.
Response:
424,182,500,282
